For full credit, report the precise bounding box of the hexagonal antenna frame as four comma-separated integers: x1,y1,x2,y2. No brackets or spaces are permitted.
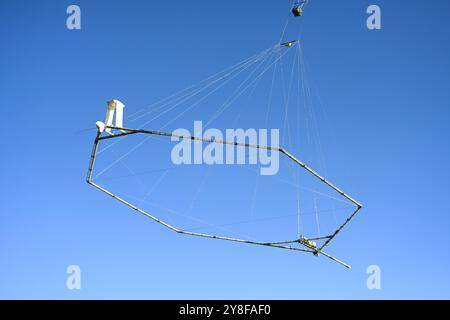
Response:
87,121,362,269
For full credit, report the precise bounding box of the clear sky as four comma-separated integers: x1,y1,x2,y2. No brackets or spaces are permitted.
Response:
1,0,450,299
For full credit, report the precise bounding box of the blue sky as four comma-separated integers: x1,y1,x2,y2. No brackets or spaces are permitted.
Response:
1,0,450,299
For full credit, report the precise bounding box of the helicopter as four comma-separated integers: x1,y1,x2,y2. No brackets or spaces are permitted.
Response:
292,0,308,17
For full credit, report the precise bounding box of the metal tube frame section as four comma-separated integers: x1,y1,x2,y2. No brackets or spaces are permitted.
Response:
87,125,362,269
